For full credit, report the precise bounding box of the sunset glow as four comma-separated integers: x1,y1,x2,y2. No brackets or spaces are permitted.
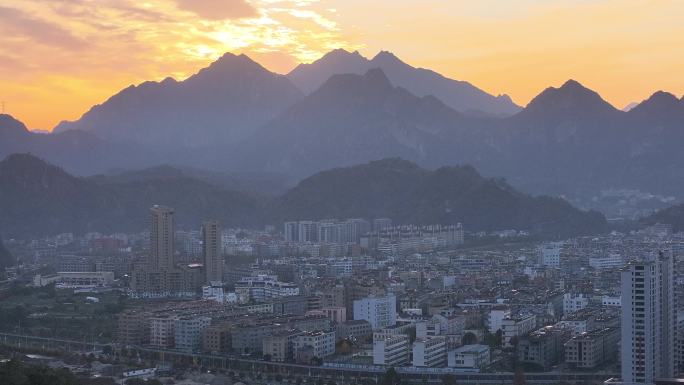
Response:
1,0,683,130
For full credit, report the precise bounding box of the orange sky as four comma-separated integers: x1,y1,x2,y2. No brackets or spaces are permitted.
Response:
1,0,683,130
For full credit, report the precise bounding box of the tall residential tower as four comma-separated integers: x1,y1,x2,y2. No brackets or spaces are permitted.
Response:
202,220,222,284
620,252,675,384
150,205,175,270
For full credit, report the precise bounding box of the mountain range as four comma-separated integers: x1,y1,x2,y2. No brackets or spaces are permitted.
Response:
0,154,606,239
54,53,303,148
287,49,520,116
1,49,684,206
272,158,607,236
642,204,684,232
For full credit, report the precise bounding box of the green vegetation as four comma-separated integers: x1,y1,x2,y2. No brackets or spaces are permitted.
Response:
0,359,77,385
379,367,401,385
0,285,124,342
642,204,684,232
0,154,606,239
273,158,607,238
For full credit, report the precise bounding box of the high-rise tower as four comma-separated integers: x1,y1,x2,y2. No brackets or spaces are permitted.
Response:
150,205,175,270
620,251,675,384
202,220,222,283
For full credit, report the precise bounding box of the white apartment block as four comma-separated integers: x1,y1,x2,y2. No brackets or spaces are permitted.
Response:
589,254,623,270
373,334,410,366
448,344,491,369
354,295,397,330
602,296,621,307
235,275,299,302
620,253,675,384
294,331,336,359
539,242,562,268
487,307,511,333
174,316,211,352
412,337,447,367
502,315,536,347
416,319,441,339
563,293,590,314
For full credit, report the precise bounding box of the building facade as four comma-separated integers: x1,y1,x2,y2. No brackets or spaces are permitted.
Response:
202,220,222,284
620,253,675,384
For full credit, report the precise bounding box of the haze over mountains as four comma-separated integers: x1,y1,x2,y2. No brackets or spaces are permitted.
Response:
54,53,303,147
1,49,684,208
0,154,605,239
287,49,521,116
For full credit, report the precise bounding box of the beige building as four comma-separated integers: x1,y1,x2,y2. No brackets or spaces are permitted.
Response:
131,206,202,297
263,329,303,362
150,205,175,270
565,327,620,369
202,322,232,354
150,316,175,348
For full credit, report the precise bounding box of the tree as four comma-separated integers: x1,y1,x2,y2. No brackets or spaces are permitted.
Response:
461,332,477,345
495,329,503,345
380,367,401,385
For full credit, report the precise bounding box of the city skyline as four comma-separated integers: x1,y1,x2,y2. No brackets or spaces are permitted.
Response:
0,0,683,129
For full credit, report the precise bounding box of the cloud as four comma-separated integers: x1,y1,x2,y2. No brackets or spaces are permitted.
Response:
173,0,257,20
0,6,88,49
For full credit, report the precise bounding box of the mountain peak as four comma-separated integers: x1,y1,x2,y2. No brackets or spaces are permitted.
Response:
324,48,362,59
628,90,683,116
644,90,679,104
523,79,617,116
560,79,584,89
371,50,409,68
0,114,31,138
372,50,399,61
204,52,263,72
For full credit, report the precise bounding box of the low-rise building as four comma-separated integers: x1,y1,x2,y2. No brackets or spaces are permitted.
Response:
336,320,373,342
263,329,303,362
448,344,490,369
235,275,300,302
294,330,336,360
174,316,211,352
502,314,536,347
518,325,571,370
564,327,620,369
563,293,590,314
34,271,115,288
589,254,623,270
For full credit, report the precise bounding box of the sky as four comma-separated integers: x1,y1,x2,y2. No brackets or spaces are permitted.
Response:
0,0,683,130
